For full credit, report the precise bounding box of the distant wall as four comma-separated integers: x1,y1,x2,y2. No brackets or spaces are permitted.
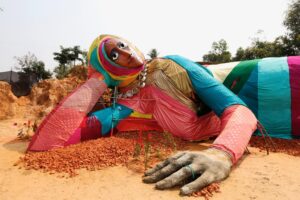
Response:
0,71,37,97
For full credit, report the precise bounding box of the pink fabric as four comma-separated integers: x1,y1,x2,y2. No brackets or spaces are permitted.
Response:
61,78,106,112
65,127,81,145
117,117,163,132
212,105,257,164
27,77,107,151
119,85,221,141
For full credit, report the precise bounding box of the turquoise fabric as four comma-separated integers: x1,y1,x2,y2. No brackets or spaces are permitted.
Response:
257,57,292,139
165,55,246,116
91,103,133,135
238,65,259,117
89,48,120,87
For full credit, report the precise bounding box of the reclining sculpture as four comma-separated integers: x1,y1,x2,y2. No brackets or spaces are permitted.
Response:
27,34,300,195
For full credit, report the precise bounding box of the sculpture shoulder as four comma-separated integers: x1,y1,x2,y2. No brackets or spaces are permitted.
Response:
146,58,194,96
146,58,185,72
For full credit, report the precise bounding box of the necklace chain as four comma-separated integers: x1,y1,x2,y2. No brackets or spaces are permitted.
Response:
117,66,148,99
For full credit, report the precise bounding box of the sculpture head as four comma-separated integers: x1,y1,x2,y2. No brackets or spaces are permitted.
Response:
104,38,144,68
87,35,145,87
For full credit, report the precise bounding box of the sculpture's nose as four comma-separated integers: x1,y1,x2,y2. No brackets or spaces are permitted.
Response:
118,47,133,58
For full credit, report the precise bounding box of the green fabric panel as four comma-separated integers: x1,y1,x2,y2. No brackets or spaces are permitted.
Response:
223,59,260,94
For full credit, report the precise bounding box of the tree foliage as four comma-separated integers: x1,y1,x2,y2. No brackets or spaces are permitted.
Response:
15,52,52,81
283,0,300,54
53,65,71,79
53,45,86,79
232,38,286,61
148,48,159,59
202,39,232,63
232,0,300,60
284,0,300,38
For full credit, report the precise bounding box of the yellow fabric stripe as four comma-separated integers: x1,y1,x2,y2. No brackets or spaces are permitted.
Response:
130,111,153,119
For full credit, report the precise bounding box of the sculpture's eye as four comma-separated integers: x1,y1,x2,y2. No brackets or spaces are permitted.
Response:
110,50,119,61
117,42,127,49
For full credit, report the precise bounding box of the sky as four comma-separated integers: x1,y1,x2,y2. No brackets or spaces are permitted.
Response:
0,0,291,72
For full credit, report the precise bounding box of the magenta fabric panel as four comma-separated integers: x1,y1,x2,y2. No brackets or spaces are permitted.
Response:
288,56,300,137
80,116,102,141
65,127,82,145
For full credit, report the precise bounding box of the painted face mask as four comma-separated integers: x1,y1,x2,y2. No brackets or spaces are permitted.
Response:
87,35,145,87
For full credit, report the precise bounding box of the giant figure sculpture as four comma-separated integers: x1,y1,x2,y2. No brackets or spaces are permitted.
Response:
27,35,300,195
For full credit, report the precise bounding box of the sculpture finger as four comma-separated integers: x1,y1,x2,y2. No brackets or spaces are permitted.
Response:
143,153,192,183
155,163,204,189
180,171,215,195
144,152,185,176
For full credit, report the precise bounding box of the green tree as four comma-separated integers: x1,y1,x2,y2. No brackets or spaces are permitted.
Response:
53,65,71,79
233,47,246,61
69,45,84,67
232,39,282,61
232,0,300,61
53,46,71,79
53,46,72,66
147,48,159,59
203,39,232,63
53,45,86,79
81,50,88,65
15,52,52,81
283,0,300,54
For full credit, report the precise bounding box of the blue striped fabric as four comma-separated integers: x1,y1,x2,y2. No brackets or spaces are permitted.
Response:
257,57,292,139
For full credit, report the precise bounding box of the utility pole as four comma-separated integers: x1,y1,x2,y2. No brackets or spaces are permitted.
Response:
9,66,13,84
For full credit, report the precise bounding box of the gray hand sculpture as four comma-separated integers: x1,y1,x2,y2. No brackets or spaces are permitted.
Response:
143,148,232,195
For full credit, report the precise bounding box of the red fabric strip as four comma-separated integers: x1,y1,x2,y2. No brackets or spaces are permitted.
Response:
288,56,300,137
80,116,102,141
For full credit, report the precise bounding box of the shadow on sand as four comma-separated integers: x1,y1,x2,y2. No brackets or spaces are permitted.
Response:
2,138,28,154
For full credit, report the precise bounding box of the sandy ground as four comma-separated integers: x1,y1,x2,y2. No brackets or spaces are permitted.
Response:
1,118,300,200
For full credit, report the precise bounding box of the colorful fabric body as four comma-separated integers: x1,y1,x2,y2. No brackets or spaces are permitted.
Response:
207,56,300,139
26,32,299,167
117,57,257,162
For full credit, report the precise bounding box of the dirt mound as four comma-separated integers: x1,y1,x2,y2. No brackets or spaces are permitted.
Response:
29,66,87,108
68,65,88,80
0,81,18,120
0,66,88,121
